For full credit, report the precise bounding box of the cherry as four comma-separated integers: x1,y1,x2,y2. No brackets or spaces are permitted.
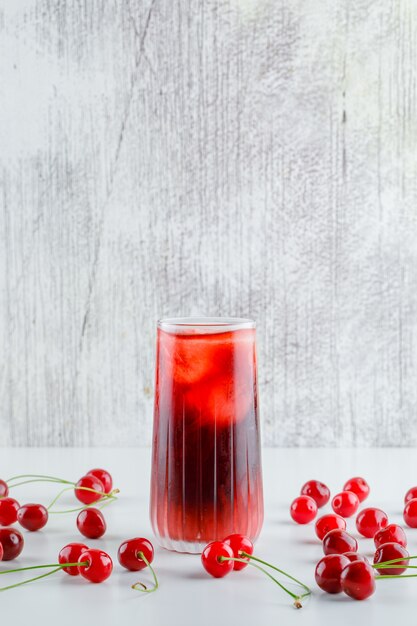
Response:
74,475,105,505
0,497,20,526
374,524,407,549
315,514,346,540
201,541,234,578
118,537,158,592
58,543,89,575
290,495,317,524
315,554,350,593
373,542,409,576
223,534,254,570
0,528,24,560
300,480,330,508
331,491,360,518
118,537,154,572
0,545,112,591
0,479,9,498
17,504,48,531
87,468,113,495
343,477,370,503
404,486,417,504
76,508,106,539
344,552,368,563
356,507,388,538
403,498,417,528
322,529,358,556
78,548,113,583
340,560,375,600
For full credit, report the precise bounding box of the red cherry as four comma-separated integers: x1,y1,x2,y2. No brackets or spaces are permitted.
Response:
223,534,254,570
403,498,417,528
356,507,388,538
0,527,24,560
118,537,154,571
0,479,9,498
87,468,113,495
78,549,113,583
404,486,417,504
17,504,48,531
374,542,409,576
58,543,89,575
201,541,234,578
74,475,105,505
290,495,318,524
315,514,346,540
322,529,358,556
374,524,407,549
315,554,350,593
343,477,370,503
76,508,106,539
331,491,360,518
340,560,375,600
343,552,368,563
0,497,20,526
300,480,330,508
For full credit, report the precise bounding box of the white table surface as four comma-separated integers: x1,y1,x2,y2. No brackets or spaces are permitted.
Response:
0,447,415,625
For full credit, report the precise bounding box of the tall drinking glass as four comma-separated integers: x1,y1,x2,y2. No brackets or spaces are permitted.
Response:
150,317,263,553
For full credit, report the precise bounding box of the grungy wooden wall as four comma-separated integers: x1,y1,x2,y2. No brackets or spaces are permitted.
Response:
1,0,417,446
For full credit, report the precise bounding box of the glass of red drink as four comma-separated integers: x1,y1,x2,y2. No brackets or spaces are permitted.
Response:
150,317,263,553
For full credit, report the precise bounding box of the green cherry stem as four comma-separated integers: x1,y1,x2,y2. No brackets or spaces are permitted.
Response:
6,478,72,489
372,555,417,567
0,562,88,592
6,474,75,486
240,551,311,597
219,556,309,609
131,551,159,593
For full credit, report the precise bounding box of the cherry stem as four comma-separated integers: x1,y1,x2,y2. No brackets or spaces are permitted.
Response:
7,474,75,487
131,551,159,593
219,556,309,608
7,478,73,489
372,555,417,567
240,551,311,597
47,486,119,513
0,562,88,592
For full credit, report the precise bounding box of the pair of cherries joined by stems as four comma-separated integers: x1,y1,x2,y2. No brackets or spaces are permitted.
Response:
0,469,119,534
201,533,311,609
0,537,158,593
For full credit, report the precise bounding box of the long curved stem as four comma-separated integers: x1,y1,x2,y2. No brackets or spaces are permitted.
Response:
131,551,159,593
0,562,88,575
7,478,72,489
241,551,310,597
0,562,88,592
0,567,62,592
220,556,309,608
7,474,74,486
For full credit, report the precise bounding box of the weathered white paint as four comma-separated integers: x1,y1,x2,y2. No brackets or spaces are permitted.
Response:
0,0,416,446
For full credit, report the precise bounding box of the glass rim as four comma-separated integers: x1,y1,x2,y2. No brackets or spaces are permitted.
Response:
157,317,255,332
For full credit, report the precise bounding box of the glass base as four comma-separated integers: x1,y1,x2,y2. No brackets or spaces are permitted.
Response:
156,536,208,554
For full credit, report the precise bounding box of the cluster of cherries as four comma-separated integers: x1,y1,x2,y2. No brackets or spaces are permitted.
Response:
0,468,119,538
290,477,417,601
201,533,311,608
0,469,158,593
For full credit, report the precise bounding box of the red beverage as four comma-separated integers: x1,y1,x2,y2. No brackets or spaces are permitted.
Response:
150,318,263,553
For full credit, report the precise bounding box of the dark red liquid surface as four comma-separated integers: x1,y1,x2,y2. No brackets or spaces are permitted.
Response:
150,327,263,552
